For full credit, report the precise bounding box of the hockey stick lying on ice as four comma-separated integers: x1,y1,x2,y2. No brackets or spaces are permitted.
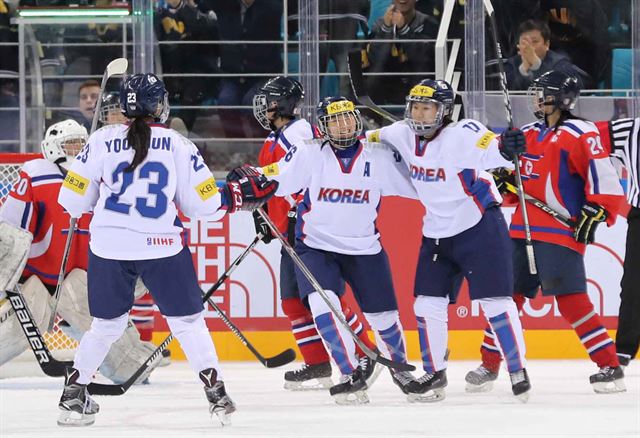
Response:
5,285,73,377
48,57,129,332
256,208,416,372
89,234,294,396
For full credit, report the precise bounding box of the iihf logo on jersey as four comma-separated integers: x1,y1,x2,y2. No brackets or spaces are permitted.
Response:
147,237,175,246
317,187,370,204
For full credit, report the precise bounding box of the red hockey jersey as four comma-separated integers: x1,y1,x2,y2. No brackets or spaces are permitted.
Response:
509,119,624,254
257,119,316,234
0,158,91,287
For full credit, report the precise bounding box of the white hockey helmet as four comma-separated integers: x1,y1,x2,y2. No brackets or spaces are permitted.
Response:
40,119,88,167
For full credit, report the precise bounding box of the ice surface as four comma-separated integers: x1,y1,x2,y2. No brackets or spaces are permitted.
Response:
1,360,638,438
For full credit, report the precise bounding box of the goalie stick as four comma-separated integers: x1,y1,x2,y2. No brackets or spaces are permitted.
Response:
256,208,415,372
48,57,130,331
5,285,73,377
88,234,295,396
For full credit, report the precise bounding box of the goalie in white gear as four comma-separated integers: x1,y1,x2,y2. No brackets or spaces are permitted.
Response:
0,119,162,386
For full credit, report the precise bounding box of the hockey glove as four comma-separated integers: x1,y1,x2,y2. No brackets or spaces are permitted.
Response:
499,128,526,161
574,203,607,245
226,164,261,182
492,168,515,195
222,175,279,213
253,208,274,244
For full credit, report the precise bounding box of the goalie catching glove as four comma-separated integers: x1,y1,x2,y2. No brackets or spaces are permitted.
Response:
574,203,607,245
222,166,278,212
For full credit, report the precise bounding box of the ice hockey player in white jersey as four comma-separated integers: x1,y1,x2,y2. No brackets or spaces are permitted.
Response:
55,74,277,427
235,96,417,404
367,79,532,402
0,119,162,386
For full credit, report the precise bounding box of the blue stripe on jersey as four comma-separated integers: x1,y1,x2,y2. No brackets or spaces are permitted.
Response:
295,189,312,241
62,229,90,235
510,224,574,236
34,201,45,237
563,122,585,136
558,149,586,217
20,202,31,229
589,160,600,194
458,169,497,213
30,173,64,183
25,264,58,280
488,312,523,373
279,132,295,151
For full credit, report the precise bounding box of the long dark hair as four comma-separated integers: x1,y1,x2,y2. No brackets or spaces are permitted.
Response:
125,116,151,172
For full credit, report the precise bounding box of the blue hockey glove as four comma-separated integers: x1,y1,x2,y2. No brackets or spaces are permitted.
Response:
499,128,526,161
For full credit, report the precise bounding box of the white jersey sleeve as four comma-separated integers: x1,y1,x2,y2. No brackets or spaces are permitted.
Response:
263,138,315,196
445,119,514,171
366,140,417,199
172,134,225,221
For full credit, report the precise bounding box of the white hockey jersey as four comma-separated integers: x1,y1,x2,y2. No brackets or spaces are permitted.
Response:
262,138,417,255
58,123,226,260
368,119,513,238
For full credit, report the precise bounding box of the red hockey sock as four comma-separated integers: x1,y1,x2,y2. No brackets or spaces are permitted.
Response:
556,293,619,368
481,294,526,372
282,298,330,365
131,292,154,342
340,297,376,356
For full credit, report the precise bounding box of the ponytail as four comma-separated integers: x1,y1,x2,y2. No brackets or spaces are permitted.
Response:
125,116,151,172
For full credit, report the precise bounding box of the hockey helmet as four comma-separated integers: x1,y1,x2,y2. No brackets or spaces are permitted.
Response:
120,73,169,123
253,76,304,130
527,70,580,120
316,96,363,149
99,91,128,125
40,119,88,168
405,79,454,137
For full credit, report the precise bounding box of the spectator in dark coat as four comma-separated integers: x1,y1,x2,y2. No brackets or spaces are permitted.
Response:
505,19,588,90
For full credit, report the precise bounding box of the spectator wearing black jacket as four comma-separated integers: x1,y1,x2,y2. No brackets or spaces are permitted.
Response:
156,0,219,130
364,0,439,107
504,20,587,90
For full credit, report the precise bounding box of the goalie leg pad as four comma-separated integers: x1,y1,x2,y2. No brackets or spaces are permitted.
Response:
0,222,33,293
57,269,93,334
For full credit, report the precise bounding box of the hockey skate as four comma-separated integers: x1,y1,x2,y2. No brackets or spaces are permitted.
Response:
358,355,383,389
465,365,499,393
200,368,236,426
509,368,531,403
590,366,626,394
391,370,417,395
57,367,100,427
329,368,369,405
405,369,447,403
617,353,631,369
283,362,333,391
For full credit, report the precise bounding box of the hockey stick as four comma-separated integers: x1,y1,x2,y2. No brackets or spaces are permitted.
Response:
482,0,537,275
256,208,415,372
498,178,576,228
347,51,400,124
88,234,293,395
5,285,73,377
48,58,129,331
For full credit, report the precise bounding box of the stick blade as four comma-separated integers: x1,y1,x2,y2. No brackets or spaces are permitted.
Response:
41,360,74,377
107,58,128,77
87,382,127,396
376,355,416,372
263,348,296,368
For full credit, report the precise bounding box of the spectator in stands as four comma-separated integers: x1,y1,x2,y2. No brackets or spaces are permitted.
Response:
52,80,99,131
364,0,439,108
202,0,283,108
318,0,370,99
504,19,587,90
539,0,611,88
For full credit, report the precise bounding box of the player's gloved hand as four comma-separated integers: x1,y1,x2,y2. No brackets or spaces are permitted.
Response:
226,164,261,182
222,175,278,212
253,209,274,244
492,168,515,195
499,128,526,161
574,202,607,244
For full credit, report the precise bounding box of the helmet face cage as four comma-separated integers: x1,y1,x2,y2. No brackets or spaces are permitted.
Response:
156,91,170,123
41,120,88,164
405,96,448,137
252,93,271,130
527,84,578,120
527,85,547,119
99,92,128,125
318,104,363,149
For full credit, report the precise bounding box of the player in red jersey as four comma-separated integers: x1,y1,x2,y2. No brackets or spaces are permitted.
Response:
465,70,626,394
0,119,161,384
252,76,380,390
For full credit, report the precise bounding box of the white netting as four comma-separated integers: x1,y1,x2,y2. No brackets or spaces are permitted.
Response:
0,153,78,358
